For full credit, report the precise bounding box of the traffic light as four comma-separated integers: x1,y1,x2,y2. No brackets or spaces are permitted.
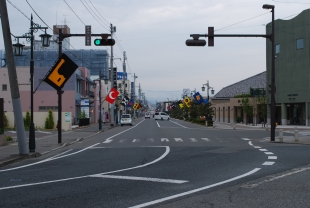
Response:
186,39,206,46
208,27,214,47
94,39,115,46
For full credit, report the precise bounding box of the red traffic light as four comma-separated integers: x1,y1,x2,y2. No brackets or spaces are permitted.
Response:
185,39,206,46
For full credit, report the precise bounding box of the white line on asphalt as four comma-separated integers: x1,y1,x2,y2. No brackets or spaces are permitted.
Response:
259,149,268,151
161,138,169,142
103,140,113,143
264,152,274,155
170,120,188,128
201,138,210,142
0,143,100,173
102,120,144,143
0,146,170,190
262,161,275,165
36,131,53,134
248,141,253,146
241,138,251,140
132,139,140,142
89,174,187,184
156,121,160,127
268,156,277,159
47,149,73,160
129,168,261,208
253,146,262,149
147,138,154,142
189,138,198,142
174,138,183,142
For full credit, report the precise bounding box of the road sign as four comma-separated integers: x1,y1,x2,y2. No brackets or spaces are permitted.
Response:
85,25,91,46
44,53,78,91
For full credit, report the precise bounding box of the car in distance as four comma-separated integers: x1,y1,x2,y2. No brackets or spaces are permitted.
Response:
145,112,151,119
154,112,170,120
120,114,132,126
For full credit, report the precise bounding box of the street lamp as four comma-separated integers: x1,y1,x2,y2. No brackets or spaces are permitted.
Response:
262,4,275,141
202,80,215,122
13,14,51,152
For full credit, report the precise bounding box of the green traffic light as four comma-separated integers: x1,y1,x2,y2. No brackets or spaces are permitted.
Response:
94,39,101,45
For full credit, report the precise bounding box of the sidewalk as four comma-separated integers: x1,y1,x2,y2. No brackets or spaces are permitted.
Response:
0,122,113,167
214,121,310,145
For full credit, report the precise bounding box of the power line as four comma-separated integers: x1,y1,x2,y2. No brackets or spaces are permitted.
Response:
63,0,86,25
83,0,110,28
88,0,110,25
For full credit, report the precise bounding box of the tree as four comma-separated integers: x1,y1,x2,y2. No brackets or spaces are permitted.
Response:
4,113,8,128
257,95,268,126
45,109,55,129
23,111,31,130
241,96,253,125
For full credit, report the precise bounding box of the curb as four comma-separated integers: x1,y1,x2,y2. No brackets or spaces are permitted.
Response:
0,152,41,168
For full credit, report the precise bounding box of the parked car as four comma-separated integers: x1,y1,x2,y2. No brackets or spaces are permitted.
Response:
154,112,170,120
145,112,151,119
120,114,132,126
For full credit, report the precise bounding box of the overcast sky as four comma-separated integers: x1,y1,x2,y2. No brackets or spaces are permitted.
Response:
1,0,308,104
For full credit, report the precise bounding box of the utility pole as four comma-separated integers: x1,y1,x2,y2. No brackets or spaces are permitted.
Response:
0,0,28,154
99,71,102,130
110,23,115,126
123,51,127,114
133,73,138,118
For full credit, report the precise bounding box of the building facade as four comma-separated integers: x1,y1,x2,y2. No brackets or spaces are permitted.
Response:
266,9,310,126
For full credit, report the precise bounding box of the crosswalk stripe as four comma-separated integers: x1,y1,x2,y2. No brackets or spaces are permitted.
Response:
161,138,169,142
189,138,198,142
201,138,210,142
174,138,183,142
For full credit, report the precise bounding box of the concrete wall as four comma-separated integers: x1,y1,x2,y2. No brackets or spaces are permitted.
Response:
5,111,72,131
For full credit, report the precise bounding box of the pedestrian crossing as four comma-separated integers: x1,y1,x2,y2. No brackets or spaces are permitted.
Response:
103,137,216,144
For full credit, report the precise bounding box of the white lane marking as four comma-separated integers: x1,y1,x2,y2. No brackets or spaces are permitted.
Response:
8,131,16,133
119,139,127,143
201,138,210,142
132,139,140,143
103,140,112,143
0,146,170,190
36,130,53,134
242,138,251,140
268,156,277,160
161,138,169,142
0,143,100,173
48,149,73,160
264,152,274,155
102,119,144,143
89,175,187,184
170,120,188,128
248,141,253,146
147,138,154,142
129,168,261,208
259,149,268,151
156,121,160,127
174,138,183,142
253,146,262,149
262,161,275,165
189,138,198,142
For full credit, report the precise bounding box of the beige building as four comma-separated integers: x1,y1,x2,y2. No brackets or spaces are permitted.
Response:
212,72,266,125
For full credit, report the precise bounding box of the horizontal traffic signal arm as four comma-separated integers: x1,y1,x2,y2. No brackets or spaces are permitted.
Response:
190,34,271,38
59,33,111,41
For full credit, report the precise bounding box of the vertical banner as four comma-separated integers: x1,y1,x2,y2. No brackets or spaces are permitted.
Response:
112,67,117,89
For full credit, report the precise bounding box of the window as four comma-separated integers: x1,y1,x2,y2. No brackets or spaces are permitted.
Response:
296,38,304,49
39,106,58,111
275,44,280,54
2,84,7,91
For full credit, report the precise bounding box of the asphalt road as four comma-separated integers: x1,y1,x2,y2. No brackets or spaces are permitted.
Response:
1,118,310,207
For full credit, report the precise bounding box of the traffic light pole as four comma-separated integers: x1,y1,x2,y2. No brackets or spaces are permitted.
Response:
186,28,275,141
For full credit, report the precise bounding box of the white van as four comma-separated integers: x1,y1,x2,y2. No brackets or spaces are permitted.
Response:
154,112,170,120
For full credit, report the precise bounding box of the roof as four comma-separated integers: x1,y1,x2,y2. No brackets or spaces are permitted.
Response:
213,71,266,99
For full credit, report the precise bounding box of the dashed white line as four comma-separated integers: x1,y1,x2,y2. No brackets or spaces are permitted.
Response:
268,156,277,160
201,138,210,142
174,138,183,142
189,138,198,142
242,138,251,140
262,161,275,165
264,152,274,155
161,138,169,142
259,149,268,151
132,139,140,143
253,146,262,149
